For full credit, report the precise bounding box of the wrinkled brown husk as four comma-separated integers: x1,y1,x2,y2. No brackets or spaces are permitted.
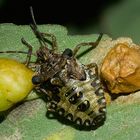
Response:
101,41,140,94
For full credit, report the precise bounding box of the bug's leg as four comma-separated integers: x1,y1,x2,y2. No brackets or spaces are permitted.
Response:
86,63,98,75
30,24,46,47
0,51,28,54
73,33,103,57
21,38,33,67
51,77,63,87
30,24,58,52
30,7,58,51
0,39,34,67
41,32,58,52
0,44,31,55
35,87,53,101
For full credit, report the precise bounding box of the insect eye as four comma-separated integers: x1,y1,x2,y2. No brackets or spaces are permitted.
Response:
62,48,73,57
32,75,42,85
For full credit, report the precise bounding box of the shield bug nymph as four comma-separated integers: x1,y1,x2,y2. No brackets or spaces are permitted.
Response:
26,9,106,129
47,63,106,129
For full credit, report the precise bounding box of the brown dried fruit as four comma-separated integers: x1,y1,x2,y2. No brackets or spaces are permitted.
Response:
101,41,140,94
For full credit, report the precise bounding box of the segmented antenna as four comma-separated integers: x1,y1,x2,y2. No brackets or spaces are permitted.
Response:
30,6,37,28
29,6,46,47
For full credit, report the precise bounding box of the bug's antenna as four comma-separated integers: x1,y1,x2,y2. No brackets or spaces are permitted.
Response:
30,6,37,28
29,6,46,47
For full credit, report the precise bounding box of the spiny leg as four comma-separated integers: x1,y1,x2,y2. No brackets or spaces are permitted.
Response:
21,38,33,66
30,7,58,52
73,33,103,57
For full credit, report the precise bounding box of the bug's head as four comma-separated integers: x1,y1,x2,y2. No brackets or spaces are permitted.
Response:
62,48,73,58
32,75,43,85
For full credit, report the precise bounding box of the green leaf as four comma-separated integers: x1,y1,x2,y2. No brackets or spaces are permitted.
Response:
0,24,139,140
